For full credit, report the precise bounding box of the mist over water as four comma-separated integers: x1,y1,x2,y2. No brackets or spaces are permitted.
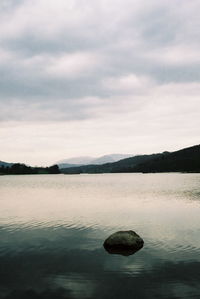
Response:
1,173,200,299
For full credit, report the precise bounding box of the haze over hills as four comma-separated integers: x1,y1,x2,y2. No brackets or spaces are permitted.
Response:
61,144,200,174
57,154,132,169
1,144,200,174
61,153,164,173
58,156,93,165
92,154,132,164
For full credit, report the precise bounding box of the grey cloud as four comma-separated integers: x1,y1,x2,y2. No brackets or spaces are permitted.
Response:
0,0,24,12
0,0,200,156
0,1,200,83
0,97,98,122
0,69,107,102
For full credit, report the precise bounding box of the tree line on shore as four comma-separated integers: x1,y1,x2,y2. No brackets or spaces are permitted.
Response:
0,163,60,175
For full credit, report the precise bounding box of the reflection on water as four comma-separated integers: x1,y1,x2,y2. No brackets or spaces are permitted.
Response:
0,173,200,298
104,245,143,256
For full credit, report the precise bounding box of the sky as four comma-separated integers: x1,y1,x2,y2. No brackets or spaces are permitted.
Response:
0,0,200,166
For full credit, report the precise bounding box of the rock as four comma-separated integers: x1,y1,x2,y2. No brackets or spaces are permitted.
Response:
103,230,144,256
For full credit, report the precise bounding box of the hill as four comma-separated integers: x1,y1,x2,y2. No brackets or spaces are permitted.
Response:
91,154,132,164
58,163,82,169
61,153,165,174
0,161,13,167
132,144,200,173
61,144,200,174
57,154,132,169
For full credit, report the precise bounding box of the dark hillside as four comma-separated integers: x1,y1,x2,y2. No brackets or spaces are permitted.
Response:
132,145,200,173
61,144,200,174
61,153,167,174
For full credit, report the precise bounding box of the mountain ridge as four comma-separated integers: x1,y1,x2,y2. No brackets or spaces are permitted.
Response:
61,144,200,174
57,154,132,169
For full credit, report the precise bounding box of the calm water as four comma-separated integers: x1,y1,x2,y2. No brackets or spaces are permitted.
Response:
1,173,200,299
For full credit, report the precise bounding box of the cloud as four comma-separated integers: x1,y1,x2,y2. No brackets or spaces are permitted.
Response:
0,48,14,63
102,74,155,93
146,45,200,66
46,52,102,78
0,0,200,163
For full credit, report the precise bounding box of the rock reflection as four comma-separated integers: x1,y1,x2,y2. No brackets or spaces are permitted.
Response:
104,245,143,256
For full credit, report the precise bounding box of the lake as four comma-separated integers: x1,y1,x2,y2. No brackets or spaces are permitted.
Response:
0,173,200,299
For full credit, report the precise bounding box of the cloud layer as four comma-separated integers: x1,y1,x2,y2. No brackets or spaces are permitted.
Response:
0,0,200,164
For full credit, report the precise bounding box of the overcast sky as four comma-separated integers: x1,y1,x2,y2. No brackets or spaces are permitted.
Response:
0,0,200,166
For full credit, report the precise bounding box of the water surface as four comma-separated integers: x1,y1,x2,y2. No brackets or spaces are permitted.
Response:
1,173,200,298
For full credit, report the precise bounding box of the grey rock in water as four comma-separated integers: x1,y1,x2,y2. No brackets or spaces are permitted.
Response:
103,230,144,256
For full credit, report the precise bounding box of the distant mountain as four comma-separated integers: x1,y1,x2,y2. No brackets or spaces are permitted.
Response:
91,154,131,164
61,153,164,174
61,144,200,174
58,163,83,169
57,154,132,169
58,156,94,165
